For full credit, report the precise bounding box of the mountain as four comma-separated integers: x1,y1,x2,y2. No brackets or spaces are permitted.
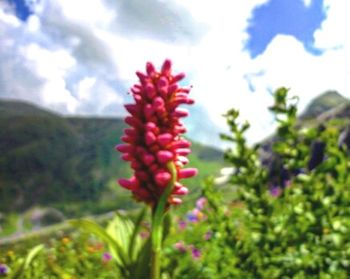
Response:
260,90,350,164
300,90,349,120
0,100,224,213
0,99,58,117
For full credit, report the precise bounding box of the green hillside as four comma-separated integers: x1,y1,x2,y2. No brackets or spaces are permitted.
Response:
300,90,349,120
0,100,224,214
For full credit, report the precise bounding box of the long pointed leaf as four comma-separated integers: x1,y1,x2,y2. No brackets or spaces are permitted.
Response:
23,244,44,269
128,207,147,261
132,238,152,279
70,219,129,268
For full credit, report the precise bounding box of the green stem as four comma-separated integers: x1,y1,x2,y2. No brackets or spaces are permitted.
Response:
151,162,177,279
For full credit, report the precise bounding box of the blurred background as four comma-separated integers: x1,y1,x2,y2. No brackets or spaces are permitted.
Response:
1,0,349,242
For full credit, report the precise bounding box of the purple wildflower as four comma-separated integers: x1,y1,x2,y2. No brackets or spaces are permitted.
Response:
270,186,282,197
187,212,198,223
191,247,201,260
0,264,9,275
102,252,113,263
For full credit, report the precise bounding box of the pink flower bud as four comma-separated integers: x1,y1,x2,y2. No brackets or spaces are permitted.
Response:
155,171,171,187
161,59,172,75
145,131,156,145
136,171,150,181
124,128,136,137
145,122,156,131
171,72,185,83
157,150,174,163
153,97,165,109
121,135,132,143
146,62,156,75
136,71,147,82
176,148,191,156
169,197,182,205
144,104,154,118
131,160,142,170
172,108,189,118
118,177,139,190
145,83,156,99
157,133,173,146
168,84,178,94
173,186,189,195
177,156,189,165
171,140,191,149
121,154,132,161
115,144,131,153
157,76,169,88
124,104,138,115
178,168,198,179
124,116,142,128
143,154,155,165
131,85,141,95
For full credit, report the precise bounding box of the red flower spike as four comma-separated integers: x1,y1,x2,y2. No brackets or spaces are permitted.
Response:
116,59,197,207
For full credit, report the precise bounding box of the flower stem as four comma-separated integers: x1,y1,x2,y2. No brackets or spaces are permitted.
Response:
151,162,177,279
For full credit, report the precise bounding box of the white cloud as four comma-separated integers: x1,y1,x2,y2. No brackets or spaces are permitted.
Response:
74,77,124,116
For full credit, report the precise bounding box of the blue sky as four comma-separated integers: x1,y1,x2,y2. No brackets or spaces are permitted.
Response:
246,0,327,57
1,0,350,147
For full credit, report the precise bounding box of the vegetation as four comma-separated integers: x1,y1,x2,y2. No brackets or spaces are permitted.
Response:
0,100,224,215
2,88,350,278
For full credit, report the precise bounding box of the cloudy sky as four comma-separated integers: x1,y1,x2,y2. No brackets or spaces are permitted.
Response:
1,0,349,148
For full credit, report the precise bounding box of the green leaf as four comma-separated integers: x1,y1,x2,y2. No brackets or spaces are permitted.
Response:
132,238,152,279
128,207,147,261
23,244,44,270
70,219,129,268
8,244,44,279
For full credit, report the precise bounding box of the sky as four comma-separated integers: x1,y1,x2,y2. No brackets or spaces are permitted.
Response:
1,0,350,148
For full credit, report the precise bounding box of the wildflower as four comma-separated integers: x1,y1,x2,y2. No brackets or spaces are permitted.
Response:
187,211,198,223
196,197,207,210
178,220,187,230
187,208,204,223
0,264,9,276
116,59,197,207
204,231,212,240
190,246,201,260
102,252,113,263
93,242,104,251
269,186,282,197
174,241,187,253
87,246,95,253
140,230,150,239
61,237,70,245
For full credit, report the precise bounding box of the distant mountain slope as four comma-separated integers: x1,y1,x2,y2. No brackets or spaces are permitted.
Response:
0,100,224,212
0,99,57,118
260,90,350,165
300,90,349,120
